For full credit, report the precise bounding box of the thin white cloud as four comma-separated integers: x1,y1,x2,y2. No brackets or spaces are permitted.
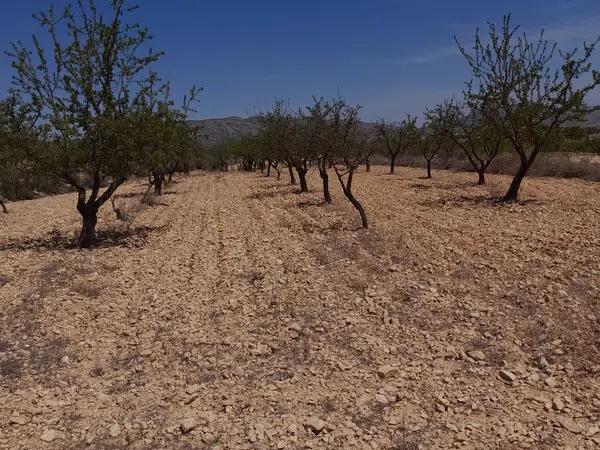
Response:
385,14,600,67
398,45,459,65
345,45,460,67
536,14,600,43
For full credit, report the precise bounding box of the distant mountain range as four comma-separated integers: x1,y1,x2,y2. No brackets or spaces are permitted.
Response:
188,117,261,147
190,110,600,146
583,110,600,127
189,116,379,147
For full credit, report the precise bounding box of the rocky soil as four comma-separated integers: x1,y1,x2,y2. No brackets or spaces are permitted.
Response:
1,166,599,449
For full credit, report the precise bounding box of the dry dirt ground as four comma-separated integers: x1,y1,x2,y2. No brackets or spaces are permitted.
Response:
1,166,600,450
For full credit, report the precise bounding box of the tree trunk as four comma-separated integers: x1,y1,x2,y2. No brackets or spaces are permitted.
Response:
78,206,98,249
153,173,164,195
426,160,432,179
287,164,296,185
266,160,272,177
390,154,397,174
297,167,308,193
69,175,125,249
219,157,228,172
365,158,371,172
0,198,7,214
477,169,485,185
503,160,529,202
319,167,332,204
344,189,368,228
334,169,368,229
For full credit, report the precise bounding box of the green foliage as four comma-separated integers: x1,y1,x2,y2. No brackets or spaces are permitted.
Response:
457,14,600,199
426,98,505,181
5,0,199,247
257,99,296,166
202,141,236,171
133,82,202,180
8,0,165,185
376,116,420,158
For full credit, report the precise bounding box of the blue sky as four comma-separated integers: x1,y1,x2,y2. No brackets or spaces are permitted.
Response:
1,0,599,121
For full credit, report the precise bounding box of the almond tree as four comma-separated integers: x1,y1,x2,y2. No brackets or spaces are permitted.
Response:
417,131,444,179
0,99,18,213
8,0,166,247
257,100,297,185
363,136,381,172
0,96,38,211
426,99,504,185
330,101,369,228
303,97,341,203
376,116,419,174
457,15,600,201
137,82,201,195
288,116,311,193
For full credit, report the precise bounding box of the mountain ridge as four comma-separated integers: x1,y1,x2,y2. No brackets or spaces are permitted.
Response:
191,111,600,146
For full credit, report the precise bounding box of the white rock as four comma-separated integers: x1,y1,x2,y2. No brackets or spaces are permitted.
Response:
9,415,28,425
377,365,397,378
304,416,326,434
180,418,196,434
499,370,517,384
552,397,564,411
108,423,121,437
185,384,201,395
40,430,58,442
585,424,599,437
558,417,582,434
375,393,390,405
468,350,485,361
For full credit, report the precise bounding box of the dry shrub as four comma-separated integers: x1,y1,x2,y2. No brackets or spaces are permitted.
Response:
529,153,600,180
490,152,600,180
71,281,103,298
141,192,168,207
0,274,11,286
0,357,22,379
31,337,69,373
112,197,146,222
396,151,600,182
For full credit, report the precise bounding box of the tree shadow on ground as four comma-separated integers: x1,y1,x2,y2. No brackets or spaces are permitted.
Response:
247,187,292,200
261,180,289,189
114,191,145,199
418,193,545,208
0,225,166,252
418,195,496,208
408,183,434,190
297,199,327,208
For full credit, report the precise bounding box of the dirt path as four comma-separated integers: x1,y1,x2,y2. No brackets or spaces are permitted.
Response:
1,168,600,449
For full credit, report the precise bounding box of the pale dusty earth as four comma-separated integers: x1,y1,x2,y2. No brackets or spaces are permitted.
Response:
1,166,600,450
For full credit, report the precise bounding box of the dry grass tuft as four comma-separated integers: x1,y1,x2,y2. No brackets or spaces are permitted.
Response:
71,282,103,299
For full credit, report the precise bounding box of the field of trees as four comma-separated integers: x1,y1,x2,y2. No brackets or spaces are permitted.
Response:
1,1,600,449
